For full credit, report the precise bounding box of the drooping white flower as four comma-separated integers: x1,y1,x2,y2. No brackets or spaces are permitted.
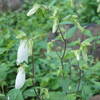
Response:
16,38,33,65
17,39,29,65
15,67,25,89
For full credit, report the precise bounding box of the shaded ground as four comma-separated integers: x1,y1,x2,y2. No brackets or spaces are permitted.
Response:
90,95,100,100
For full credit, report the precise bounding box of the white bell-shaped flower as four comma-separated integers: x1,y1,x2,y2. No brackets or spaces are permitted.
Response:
17,39,29,65
15,67,25,89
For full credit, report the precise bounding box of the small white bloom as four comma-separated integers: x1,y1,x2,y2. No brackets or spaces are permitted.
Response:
15,67,25,89
17,39,29,65
74,50,80,61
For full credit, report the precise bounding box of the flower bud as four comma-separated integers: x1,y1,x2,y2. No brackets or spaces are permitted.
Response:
52,18,59,33
27,4,40,16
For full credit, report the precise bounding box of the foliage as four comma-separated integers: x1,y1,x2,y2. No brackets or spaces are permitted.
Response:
0,0,100,100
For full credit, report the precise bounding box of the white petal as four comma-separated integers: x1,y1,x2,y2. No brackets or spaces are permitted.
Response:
15,67,25,89
17,39,29,65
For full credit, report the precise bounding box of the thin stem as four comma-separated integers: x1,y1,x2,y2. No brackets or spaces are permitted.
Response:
34,88,42,100
76,61,82,92
31,48,42,100
1,85,4,94
69,60,72,80
58,25,67,72
32,48,35,78
58,25,67,60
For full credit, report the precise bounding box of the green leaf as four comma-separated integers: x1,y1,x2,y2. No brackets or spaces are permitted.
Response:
66,94,76,100
49,0,57,7
0,63,9,81
23,88,36,99
40,76,50,87
48,92,76,100
0,48,7,55
48,92,67,100
81,85,93,100
0,94,6,100
93,81,100,90
82,29,92,37
64,26,77,39
7,89,24,100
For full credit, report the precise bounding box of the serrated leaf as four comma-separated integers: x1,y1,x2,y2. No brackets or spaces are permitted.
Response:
7,89,24,100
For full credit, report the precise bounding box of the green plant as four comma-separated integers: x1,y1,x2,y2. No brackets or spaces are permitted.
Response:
0,0,100,100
